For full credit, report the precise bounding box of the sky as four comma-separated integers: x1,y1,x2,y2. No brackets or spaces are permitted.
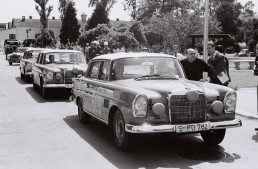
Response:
0,0,257,23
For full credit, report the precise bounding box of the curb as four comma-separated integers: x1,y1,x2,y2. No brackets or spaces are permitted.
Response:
236,110,258,119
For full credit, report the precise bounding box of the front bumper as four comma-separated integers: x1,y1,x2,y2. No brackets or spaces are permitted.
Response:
125,119,242,133
43,83,73,88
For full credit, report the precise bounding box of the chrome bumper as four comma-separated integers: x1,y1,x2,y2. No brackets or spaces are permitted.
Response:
125,119,242,133
43,83,73,88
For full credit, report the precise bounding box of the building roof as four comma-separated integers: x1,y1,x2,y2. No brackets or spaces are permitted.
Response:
12,18,62,28
10,18,130,29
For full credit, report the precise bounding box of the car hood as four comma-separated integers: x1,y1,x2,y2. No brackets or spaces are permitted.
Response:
112,78,220,100
45,64,87,72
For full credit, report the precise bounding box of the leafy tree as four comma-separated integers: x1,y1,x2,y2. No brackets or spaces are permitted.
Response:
216,1,241,36
88,0,116,12
35,29,55,47
58,0,71,21
59,1,81,45
34,0,53,28
145,31,164,52
86,2,110,30
78,24,139,50
129,21,146,45
34,0,54,47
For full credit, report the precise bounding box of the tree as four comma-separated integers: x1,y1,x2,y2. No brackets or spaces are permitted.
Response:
145,31,164,52
58,0,70,21
129,21,146,46
78,24,139,50
88,0,116,12
86,2,110,30
34,0,54,47
59,1,81,45
216,1,241,36
34,0,53,28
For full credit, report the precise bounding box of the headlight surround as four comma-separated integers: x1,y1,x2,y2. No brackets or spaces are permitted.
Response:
223,91,237,113
55,73,62,81
46,71,54,80
132,94,148,117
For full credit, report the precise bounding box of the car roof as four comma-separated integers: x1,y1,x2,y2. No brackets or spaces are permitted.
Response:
39,49,83,54
25,48,50,51
92,52,176,61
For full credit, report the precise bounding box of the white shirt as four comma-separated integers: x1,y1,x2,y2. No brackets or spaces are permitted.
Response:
174,52,186,61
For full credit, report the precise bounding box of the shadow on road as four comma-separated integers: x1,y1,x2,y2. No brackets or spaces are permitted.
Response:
64,115,241,169
25,86,71,103
15,76,27,85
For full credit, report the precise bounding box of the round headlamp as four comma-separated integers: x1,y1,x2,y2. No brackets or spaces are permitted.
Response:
72,68,78,74
55,73,62,81
210,101,224,114
152,103,165,116
186,90,199,102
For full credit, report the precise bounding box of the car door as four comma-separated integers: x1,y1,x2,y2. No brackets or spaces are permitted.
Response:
32,53,45,85
81,61,101,115
94,60,111,121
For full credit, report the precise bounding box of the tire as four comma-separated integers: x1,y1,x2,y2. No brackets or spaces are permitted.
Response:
9,62,12,65
24,75,29,83
201,129,226,145
33,81,38,90
78,99,91,123
41,87,48,98
113,110,132,151
20,72,24,80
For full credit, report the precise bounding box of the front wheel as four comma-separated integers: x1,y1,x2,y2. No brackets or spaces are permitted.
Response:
113,110,132,151
9,62,12,65
201,129,226,145
78,99,91,124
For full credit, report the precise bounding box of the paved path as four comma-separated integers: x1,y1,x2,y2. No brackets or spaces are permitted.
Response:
236,87,258,119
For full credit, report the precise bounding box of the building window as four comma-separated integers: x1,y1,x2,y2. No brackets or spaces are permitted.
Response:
9,34,16,39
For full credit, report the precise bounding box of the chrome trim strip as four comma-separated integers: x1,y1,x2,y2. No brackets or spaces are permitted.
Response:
125,119,242,133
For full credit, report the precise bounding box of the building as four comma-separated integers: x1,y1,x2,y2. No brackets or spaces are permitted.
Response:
0,16,130,47
0,16,61,46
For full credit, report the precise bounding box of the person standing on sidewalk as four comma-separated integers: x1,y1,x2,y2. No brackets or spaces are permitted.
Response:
254,43,258,75
172,45,186,61
207,41,230,86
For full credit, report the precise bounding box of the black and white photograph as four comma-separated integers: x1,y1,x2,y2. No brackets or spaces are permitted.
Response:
0,0,258,169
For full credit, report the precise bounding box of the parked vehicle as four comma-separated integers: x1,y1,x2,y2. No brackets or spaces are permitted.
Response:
70,52,242,150
237,49,256,57
20,48,48,82
32,49,87,97
7,47,29,65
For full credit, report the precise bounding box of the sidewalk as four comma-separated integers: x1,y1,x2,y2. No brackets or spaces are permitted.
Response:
236,87,258,119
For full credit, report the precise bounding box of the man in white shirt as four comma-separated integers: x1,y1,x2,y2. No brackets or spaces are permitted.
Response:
172,45,186,61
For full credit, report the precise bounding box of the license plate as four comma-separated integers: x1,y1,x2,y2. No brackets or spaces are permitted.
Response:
65,84,73,88
176,122,210,133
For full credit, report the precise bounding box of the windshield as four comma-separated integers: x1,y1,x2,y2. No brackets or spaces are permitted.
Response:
112,57,185,80
44,52,86,64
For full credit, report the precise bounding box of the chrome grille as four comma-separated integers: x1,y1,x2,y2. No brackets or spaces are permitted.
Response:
64,70,83,84
169,94,206,124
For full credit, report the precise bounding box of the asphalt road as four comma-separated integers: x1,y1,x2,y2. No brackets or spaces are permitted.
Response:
0,52,258,169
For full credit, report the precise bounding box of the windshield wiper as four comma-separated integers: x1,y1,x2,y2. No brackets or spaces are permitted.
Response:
134,74,161,80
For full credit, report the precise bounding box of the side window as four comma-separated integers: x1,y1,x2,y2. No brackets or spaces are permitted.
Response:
100,61,110,81
89,61,101,79
36,54,41,64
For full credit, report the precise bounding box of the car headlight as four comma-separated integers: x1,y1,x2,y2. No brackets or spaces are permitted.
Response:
46,71,54,80
223,91,237,113
132,94,148,117
55,73,62,81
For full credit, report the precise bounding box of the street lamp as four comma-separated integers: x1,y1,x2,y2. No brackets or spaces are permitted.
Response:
81,12,87,36
26,28,31,38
